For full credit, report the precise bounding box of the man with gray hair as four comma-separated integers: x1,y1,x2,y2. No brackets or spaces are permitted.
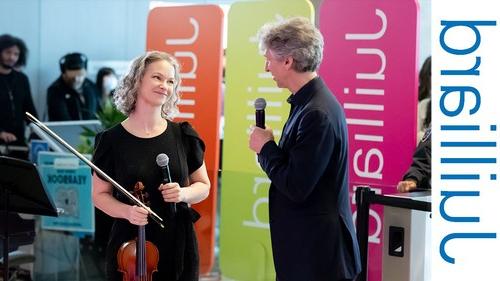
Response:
249,17,361,281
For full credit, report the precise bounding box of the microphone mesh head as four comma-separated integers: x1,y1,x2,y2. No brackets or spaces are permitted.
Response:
254,98,267,110
156,153,169,167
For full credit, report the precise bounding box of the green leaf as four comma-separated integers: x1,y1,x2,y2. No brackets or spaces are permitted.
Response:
77,99,126,153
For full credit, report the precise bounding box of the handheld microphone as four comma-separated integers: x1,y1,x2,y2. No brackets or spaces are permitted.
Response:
156,153,176,215
254,98,267,129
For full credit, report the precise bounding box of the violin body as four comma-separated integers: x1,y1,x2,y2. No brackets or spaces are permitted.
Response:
117,181,160,281
117,239,159,281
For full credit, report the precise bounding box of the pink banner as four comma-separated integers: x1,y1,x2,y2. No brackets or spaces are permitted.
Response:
319,0,419,280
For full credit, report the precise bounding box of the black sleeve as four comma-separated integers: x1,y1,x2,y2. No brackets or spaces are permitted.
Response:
47,84,71,121
403,133,431,189
258,109,335,202
21,74,38,119
180,122,205,174
92,130,115,182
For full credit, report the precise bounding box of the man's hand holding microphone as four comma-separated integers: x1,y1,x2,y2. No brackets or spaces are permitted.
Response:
249,98,274,154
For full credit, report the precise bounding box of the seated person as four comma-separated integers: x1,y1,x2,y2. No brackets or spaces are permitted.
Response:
47,52,98,121
397,128,431,193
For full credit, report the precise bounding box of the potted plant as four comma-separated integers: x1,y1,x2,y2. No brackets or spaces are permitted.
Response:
77,100,126,154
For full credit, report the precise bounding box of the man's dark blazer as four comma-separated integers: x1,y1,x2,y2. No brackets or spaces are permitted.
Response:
258,77,361,281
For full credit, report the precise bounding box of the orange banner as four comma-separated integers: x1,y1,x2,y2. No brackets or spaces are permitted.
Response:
147,5,223,274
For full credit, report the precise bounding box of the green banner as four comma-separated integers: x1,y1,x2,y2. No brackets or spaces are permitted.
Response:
221,1,314,280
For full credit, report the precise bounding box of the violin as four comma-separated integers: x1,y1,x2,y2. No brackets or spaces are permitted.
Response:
24,113,165,280
25,113,165,279
117,181,159,281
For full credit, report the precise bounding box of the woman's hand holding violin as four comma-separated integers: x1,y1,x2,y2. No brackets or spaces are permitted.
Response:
127,205,149,225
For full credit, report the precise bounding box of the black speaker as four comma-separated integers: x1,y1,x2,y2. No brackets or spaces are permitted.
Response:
59,52,88,72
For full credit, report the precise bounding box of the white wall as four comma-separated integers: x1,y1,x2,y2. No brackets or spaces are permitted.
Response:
1,0,150,119
419,0,431,66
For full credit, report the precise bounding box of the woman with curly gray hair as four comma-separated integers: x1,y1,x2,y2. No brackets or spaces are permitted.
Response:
113,51,181,119
92,51,210,281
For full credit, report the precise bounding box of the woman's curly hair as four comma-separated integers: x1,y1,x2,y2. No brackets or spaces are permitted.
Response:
113,51,181,120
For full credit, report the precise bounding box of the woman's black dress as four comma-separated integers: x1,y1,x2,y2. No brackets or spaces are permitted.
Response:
92,120,205,281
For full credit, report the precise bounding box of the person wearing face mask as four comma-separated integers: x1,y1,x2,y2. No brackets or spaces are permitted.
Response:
95,67,118,109
47,52,98,121
0,34,38,158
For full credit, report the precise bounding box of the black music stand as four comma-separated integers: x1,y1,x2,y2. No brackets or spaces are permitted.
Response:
0,156,58,281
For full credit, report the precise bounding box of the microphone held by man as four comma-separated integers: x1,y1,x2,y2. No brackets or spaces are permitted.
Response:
249,98,274,154
254,97,266,129
250,98,274,154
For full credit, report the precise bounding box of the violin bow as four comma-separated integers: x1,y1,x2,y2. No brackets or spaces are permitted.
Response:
26,112,164,228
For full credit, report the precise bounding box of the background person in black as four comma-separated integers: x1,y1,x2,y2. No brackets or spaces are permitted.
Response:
47,52,99,121
398,57,432,192
0,34,38,158
95,66,118,108
92,51,210,281
248,17,361,281
397,128,432,192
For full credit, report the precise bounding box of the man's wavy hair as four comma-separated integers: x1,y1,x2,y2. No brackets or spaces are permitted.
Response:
258,17,324,72
113,51,181,120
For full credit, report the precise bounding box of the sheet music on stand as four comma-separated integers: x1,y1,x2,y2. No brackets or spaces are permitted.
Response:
0,156,57,281
0,157,57,216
